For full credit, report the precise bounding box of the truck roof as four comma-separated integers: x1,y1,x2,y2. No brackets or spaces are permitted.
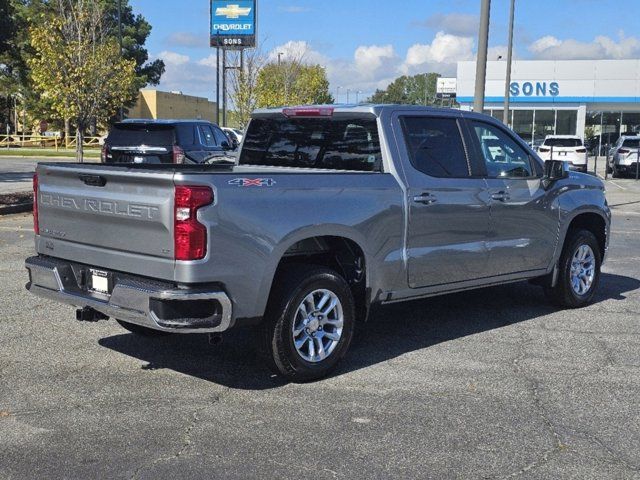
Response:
251,104,465,117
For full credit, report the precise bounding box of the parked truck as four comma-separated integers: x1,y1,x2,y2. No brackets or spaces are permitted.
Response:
25,105,611,381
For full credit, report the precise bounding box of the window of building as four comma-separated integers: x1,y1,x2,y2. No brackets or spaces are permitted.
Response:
601,112,622,150
512,110,534,144
534,110,555,145
556,110,578,135
621,112,640,136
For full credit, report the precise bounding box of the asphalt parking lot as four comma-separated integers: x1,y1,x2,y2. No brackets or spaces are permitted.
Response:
1,174,639,479
0,156,98,194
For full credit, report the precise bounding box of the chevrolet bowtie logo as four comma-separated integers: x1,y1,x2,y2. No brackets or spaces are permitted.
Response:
216,4,252,18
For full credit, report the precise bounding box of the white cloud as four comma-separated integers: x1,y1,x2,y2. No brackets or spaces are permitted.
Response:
421,13,479,37
402,32,474,75
158,51,190,66
165,32,206,48
354,45,396,74
529,34,640,60
267,41,400,97
197,54,218,68
154,51,216,99
529,35,562,54
267,40,329,65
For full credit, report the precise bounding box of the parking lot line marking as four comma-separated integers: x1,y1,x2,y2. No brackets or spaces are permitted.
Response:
606,180,627,190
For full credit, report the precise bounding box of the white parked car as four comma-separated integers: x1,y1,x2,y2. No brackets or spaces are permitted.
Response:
537,135,588,172
222,127,243,146
607,135,640,178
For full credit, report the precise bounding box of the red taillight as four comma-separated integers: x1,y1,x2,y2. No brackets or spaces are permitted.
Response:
173,145,185,164
174,185,213,261
33,174,39,234
282,107,334,117
576,148,587,153
538,147,550,153
619,148,630,154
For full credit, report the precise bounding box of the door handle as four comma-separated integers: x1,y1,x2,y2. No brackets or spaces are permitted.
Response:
413,193,438,205
491,190,510,202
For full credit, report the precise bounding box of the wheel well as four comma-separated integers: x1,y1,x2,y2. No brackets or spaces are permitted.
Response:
276,236,368,320
567,213,606,256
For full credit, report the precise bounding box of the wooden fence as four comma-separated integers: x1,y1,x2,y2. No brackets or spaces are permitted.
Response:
0,134,102,150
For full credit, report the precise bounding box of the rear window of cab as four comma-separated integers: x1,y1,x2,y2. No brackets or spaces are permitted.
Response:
239,115,382,172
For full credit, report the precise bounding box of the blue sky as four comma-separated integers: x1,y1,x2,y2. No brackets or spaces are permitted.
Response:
130,0,640,101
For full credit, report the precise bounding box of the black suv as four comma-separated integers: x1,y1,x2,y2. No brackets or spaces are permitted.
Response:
101,119,234,164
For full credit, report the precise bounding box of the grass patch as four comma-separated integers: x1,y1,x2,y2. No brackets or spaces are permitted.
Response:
0,148,100,158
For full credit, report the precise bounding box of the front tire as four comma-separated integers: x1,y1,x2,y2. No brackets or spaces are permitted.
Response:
544,229,601,308
260,265,356,382
116,319,171,337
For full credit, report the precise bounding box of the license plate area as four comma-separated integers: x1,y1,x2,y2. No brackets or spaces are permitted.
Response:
89,269,111,294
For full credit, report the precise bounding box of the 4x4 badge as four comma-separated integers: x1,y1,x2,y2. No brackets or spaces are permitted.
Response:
228,178,276,187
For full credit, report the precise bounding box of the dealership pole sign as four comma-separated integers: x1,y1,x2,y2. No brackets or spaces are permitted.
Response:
210,0,257,48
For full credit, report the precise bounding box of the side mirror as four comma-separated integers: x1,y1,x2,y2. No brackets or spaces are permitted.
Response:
542,159,569,189
220,140,231,150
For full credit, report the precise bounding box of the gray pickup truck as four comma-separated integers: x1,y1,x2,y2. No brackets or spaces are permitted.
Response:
25,105,611,381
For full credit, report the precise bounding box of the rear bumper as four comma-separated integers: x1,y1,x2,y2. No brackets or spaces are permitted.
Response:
25,256,233,333
616,163,639,175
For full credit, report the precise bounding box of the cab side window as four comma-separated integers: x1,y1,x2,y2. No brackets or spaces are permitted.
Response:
469,121,537,178
401,116,470,178
213,127,230,147
198,125,217,147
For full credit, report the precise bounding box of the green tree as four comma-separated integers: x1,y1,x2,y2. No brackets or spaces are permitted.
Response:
256,61,333,108
28,0,137,161
0,0,17,56
101,0,165,89
368,73,441,105
3,0,163,136
229,48,264,128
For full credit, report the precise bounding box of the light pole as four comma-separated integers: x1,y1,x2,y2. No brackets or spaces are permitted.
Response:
346,89,351,103
473,0,491,112
117,0,124,120
356,90,362,103
503,0,515,126
336,86,341,103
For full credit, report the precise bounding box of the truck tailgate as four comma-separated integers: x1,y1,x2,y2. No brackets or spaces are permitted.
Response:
36,164,175,268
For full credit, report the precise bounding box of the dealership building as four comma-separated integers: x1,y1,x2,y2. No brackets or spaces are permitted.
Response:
456,59,640,151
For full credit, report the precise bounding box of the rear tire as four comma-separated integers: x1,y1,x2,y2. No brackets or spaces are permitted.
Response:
260,265,356,382
544,229,601,308
612,165,621,178
116,319,171,337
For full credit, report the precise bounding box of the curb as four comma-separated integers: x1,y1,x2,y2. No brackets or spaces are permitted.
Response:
0,201,33,216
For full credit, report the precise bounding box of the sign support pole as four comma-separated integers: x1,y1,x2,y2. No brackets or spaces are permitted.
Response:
503,0,515,126
222,49,227,127
473,0,491,112
216,44,220,124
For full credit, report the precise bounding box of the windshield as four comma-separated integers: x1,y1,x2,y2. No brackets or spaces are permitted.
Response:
543,138,582,147
107,124,176,146
239,115,382,172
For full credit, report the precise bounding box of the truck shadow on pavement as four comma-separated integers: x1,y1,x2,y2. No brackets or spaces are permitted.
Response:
98,272,639,390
